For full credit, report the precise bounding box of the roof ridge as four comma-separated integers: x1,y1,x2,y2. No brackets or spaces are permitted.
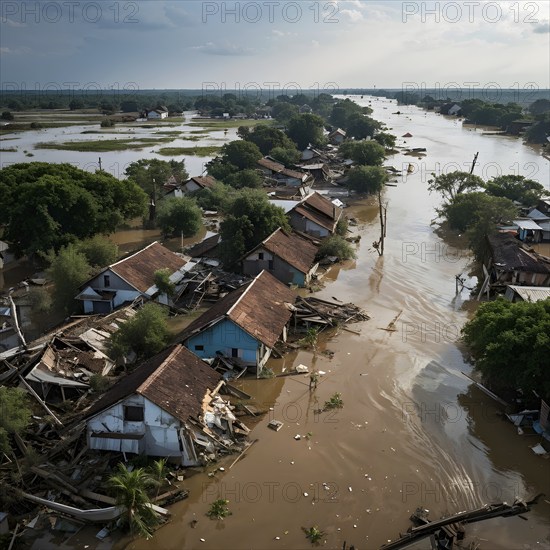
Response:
109,241,159,269
137,345,181,394
226,273,261,317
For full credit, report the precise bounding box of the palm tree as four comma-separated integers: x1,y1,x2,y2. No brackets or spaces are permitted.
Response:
108,463,159,538
149,458,169,499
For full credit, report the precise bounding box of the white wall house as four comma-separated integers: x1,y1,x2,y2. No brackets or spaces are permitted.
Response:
86,345,245,465
76,242,193,314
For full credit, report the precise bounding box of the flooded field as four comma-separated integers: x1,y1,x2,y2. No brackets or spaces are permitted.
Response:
122,97,549,550
11,96,550,550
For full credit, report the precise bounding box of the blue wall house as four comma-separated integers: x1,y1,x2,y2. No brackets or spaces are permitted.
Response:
241,228,319,287
76,242,193,314
181,271,296,376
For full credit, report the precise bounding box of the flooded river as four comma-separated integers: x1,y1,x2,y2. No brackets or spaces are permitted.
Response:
122,97,549,550
13,96,550,549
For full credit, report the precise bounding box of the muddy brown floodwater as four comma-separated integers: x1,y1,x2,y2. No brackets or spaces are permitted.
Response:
32,97,550,550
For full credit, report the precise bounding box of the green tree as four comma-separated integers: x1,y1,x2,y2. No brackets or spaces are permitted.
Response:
373,132,397,149
346,116,380,140
1,111,14,121
0,387,31,454
347,166,388,194
193,181,236,212
528,99,550,116
47,243,92,314
316,235,356,261
269,146,301,166
238,125,296,155
272,102,299,123
286,113,326,150
525,112,550,144
462,299,550,399
0,163,147,257
109,303,170,361
441,192,518,260
108,462,159,538
218,140,263,170
485,175,545,207
219,190,290,266
224,169,263,189
154,269,175,298
427,170,485,205
125,159,188,202
156,196,202,238
339,140,386,166
77,236,118,269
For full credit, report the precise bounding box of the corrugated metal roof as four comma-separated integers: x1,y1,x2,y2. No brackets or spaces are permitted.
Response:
514,219,543,230
507,285,550,302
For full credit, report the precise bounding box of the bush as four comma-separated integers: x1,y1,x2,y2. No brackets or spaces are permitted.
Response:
0,387,31,454
316,235,355,261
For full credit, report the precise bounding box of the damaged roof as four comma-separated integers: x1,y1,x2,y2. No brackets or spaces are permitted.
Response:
488,233,550,274
85,345,221,423
107,241,188,293
246,228,318,275
186,175,216,189
292,192,343,232
181,270,296,348
186,234,221,258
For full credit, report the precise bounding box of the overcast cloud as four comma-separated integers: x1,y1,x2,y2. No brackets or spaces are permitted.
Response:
1,1,549,91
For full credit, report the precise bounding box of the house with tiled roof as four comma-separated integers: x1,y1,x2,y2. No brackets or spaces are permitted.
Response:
164,175,217,199
289,192,344,237
241,228,318,287
257,157,311,187
76,242,194,314
181,271,296,375
85,345,247,465
328,128,346,145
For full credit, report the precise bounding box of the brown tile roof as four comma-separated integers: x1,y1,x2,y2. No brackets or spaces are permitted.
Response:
110,242,188,293
186,234,221,258
188,175,216,189
291,193,343,233
181,271,296,348
258,157,285,173
250,228,318,275
85,345,221,423
488,234,550,274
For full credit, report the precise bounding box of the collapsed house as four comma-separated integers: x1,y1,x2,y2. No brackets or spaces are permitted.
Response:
257,157,312,187
85,344,248,466
180,270,296,375
25,336,115,403
483,233,550,288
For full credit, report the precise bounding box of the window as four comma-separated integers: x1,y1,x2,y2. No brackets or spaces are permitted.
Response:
268,260,274,270
232,348,239,358
104,274,110,287
258,252,264,260
195,345,204,351
124,405,144,422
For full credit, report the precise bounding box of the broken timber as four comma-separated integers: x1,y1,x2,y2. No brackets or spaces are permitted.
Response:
293,297,369,328
380,498,536,550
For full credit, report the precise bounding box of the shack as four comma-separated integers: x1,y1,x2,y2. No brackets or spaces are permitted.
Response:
288,192,344,237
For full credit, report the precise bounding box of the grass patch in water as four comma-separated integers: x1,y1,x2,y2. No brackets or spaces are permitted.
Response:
157,146,220,157
36,137,174,152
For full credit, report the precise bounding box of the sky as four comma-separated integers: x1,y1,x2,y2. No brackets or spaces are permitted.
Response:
1,0,549,94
